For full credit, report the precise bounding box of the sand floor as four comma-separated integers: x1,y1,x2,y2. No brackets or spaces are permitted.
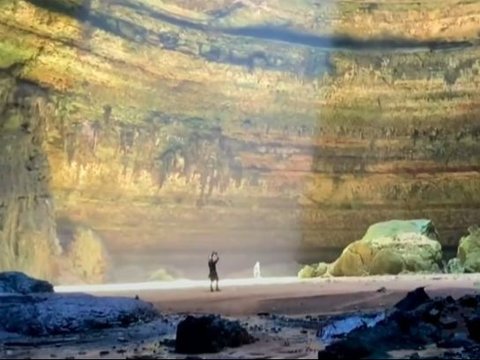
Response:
61,274,479,316
3,274,480,359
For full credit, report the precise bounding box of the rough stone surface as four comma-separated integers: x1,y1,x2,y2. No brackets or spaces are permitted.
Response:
298,265,317,279
437,333,473,349
304,220,443,277
175,315,254,354
2,0,480,282
0,272,53,294
451,226,480,273
394,287,430,312
0,293,158,336
298,262,329,278
459,294,478,308
318,290,480,359
466,316,480,342
0,72,60,280
330,220,442,276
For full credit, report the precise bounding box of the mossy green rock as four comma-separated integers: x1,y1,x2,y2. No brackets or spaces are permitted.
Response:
362,219,438,242
329,242,374,276
298,262,329,278
456,225,480,273
370,249,404,275
298,265,317,279
324,219,442,277
315,262,329,277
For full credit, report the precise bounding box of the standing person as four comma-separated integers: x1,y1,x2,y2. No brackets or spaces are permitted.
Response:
253,261,261,279
208,251,220,292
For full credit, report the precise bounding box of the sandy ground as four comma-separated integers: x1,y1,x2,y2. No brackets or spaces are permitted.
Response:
3,274,480,359
57,274,480,315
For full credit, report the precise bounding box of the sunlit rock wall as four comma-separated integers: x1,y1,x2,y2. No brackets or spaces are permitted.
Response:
0,69,60,280
1,0,479,281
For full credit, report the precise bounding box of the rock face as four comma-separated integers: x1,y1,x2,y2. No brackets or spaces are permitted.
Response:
0,293,158,336
0,71,61,281
301,219,443,277
454,225,480,273
175,315,254,354
2,1,480,280
0,271,53,294
318,288,480,359
0,271,158,336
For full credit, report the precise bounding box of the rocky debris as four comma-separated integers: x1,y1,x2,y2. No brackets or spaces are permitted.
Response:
0,292,158,336
318,312,385,345
394,287,430,311
439,316,457,329
318,289,480,359
466,316,480,342
300,219,442,278
260,314,322,330
175,315,255,354
459,294,478,308
298,265,317,278
158,338,176,348
0,272,53,294
437,333,472,349
298,262,328,278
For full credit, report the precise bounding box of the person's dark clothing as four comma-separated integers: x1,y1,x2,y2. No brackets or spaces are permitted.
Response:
208,258,219,281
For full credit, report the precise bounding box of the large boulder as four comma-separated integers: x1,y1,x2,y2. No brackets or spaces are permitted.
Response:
361,219,439,242
455,225,480,273
328,219,442,276
0,271,53,294
175,315,254,354
0,293,158,336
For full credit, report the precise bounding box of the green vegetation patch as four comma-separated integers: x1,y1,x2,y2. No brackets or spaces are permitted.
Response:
0,41,36,69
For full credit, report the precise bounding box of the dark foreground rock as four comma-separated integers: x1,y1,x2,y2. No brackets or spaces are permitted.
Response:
0,271,158,337
175,315,255,354
0,272,53,294
394,287,430,312
466,316,480,342
0,293,158,336
318,288,480,359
